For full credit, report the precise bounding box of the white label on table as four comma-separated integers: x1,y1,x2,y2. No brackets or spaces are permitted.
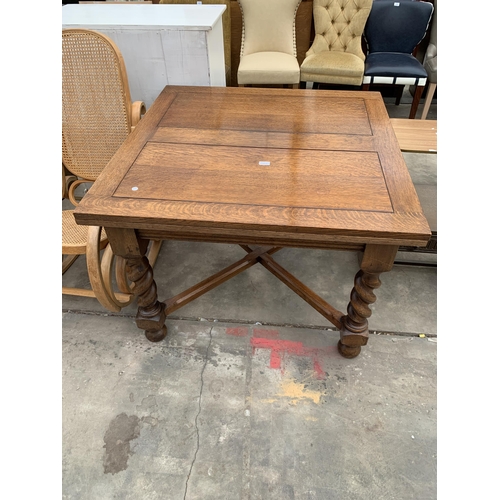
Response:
132,186,139,191
259,161,271,166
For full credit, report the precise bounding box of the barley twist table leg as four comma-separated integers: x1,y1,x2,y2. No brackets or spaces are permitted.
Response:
339,244,399,358
105,228,167,342
125,256,167,342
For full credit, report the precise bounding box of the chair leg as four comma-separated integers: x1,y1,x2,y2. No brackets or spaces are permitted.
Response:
86,227,132,312
147,240,163,268
362,84,370,91
395,85,405,105
409,85,425,119
420,82,437,120
62,254,79,274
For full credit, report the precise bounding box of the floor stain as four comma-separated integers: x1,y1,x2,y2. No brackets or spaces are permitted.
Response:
263,379,324,405
136,395,158,413
278,379,323,405
103,413,140,475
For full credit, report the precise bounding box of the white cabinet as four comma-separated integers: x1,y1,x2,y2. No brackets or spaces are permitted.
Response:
62,4,226,109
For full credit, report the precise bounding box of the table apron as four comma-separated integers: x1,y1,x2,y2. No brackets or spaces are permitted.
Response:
130,227,427,250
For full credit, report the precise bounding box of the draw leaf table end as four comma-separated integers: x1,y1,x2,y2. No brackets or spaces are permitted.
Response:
74,86,431,359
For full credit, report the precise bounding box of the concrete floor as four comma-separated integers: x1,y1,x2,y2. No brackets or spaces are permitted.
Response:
62,90,437,499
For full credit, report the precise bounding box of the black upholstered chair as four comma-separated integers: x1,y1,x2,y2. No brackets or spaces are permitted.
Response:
362,0,434,119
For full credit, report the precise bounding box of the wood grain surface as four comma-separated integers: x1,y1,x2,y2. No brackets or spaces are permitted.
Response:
74,86,431,248
390,118,437,153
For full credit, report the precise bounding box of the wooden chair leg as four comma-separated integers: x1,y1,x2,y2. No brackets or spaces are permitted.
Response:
362,84,370,91
409,85,425,119
62,254,79,274
421,82,437,120
147,240,163,268
395,85,405,105
86,227,133,312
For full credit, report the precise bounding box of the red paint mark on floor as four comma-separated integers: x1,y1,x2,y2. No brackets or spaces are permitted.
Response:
224,326,332,379
312,358,326,379
250,336,333,379
253,328,279,339
270,349,282,369
225,327,248,337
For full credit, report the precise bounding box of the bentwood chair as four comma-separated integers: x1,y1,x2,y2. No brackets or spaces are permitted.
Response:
62,28,162,312
362,0,434,119
300,0,373,88
237,0,301,87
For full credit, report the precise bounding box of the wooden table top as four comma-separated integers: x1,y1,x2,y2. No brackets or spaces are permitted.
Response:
390,118,437,153
74,86,431,248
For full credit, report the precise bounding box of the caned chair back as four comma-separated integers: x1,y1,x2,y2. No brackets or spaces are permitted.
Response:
62,29,133,181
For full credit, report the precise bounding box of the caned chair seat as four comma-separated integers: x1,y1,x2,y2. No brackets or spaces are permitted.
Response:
62,210,107,255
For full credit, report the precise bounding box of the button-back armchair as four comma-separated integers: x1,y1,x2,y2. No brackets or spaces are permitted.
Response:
300,0,373,88
62,28,161,311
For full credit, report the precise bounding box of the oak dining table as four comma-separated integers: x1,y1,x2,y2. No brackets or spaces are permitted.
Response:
73,85,431,358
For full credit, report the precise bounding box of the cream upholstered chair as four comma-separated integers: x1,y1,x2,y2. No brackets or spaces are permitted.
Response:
300,0,372,87
237,0,302,87
62,28,161,312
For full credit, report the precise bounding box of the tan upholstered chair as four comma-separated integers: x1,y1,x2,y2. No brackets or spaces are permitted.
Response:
62,28,161,312
300,0,372,87
159,0,232,85
237,0,301,87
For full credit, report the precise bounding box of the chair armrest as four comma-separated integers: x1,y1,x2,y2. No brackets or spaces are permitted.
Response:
68,179,93,206
63,164,78,200
131,101,146,131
